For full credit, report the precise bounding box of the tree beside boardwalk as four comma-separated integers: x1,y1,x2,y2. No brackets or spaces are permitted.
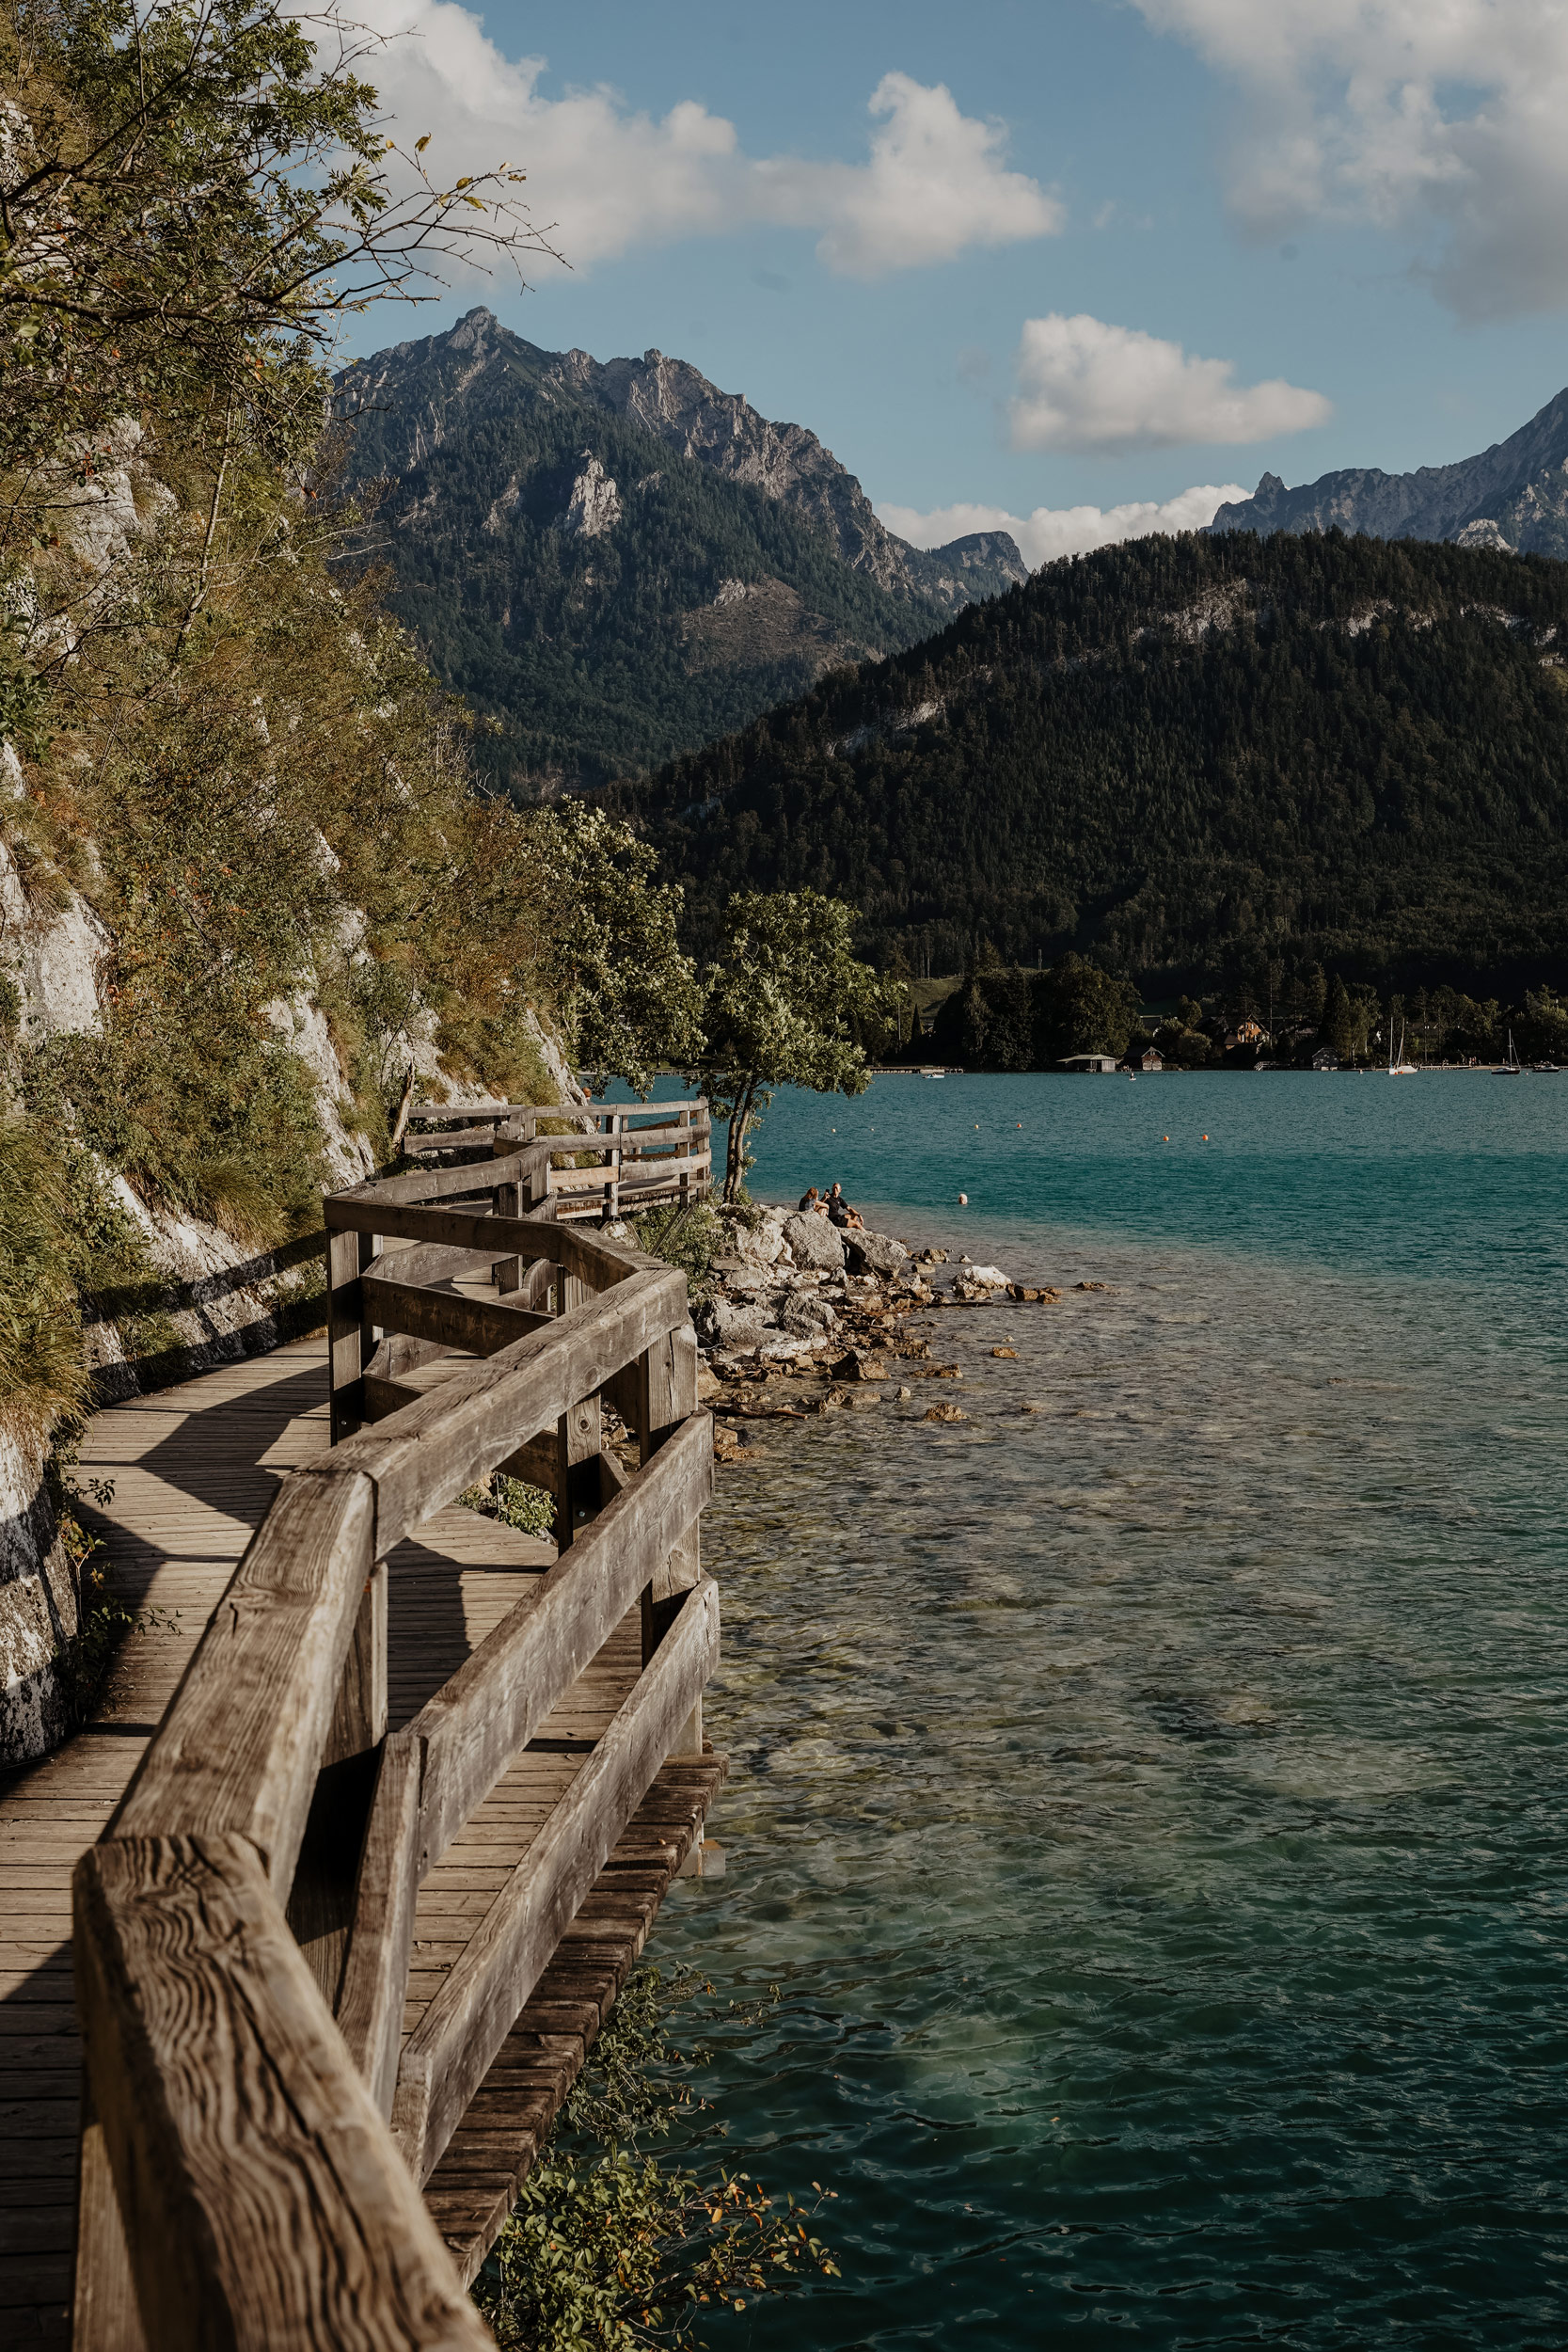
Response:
693,890,895,1200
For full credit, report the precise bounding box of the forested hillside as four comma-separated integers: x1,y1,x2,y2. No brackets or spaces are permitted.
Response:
335,312,1024,791
633,531,1568,994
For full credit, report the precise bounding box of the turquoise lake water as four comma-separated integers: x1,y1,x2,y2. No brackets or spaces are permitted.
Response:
653,1072,1568,2349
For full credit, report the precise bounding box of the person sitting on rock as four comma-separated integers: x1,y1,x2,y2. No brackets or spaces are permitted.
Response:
798,1184,826,1214
826,1183,865,1231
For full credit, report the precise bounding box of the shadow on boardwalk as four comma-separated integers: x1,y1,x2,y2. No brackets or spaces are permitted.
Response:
0,1338,525,2342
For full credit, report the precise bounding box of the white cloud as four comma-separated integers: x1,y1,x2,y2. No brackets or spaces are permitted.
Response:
1007,312,1331,453
878,485,1250,569
1132,0,1568,319
352,8,1061,278
754,73,1064,276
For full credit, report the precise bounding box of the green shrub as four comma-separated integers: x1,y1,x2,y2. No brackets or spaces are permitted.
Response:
629,1200,724,1310
459,1471,555,1540
48,1015,325,1245
0,1113,88,1441
473,1968,839,2352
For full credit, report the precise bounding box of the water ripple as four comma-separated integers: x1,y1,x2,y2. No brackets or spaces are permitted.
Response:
652,1075,1568,2348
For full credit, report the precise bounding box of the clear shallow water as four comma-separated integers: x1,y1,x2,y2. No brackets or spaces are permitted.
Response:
653,1073,1568,2348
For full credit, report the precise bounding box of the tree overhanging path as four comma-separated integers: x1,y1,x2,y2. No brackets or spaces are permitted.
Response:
0,1337,722,2344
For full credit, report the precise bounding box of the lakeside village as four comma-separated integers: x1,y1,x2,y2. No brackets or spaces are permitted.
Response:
895,963,1568,1074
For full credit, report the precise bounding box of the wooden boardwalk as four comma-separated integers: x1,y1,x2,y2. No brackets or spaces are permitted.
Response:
0,1337,721,2344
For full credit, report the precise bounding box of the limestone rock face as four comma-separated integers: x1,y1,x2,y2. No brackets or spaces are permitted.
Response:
1207,385,1568,558
0,839,107,1041
782,1212,846,1271
0,1421,78,1770
559,452,622,539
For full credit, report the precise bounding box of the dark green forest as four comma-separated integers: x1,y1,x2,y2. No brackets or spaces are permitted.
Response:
628,531,1568,995
338,361,946,789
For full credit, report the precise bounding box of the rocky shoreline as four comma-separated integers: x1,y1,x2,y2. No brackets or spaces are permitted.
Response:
688,1201,1067,1458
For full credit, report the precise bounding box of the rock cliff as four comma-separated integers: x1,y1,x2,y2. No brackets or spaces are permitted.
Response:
1208,386,1568,557
334,311,1026,788
348,309,1025,609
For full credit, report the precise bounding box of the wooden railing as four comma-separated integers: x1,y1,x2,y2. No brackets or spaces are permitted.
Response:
405,1099,711,1224
71,1141,717,2349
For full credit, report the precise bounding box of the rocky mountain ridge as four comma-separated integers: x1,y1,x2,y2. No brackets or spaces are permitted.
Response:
346,309,1026,609
1208,385,1568,556
334,310,1025,787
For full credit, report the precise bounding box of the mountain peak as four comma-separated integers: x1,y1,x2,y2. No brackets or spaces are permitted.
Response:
1209,389,1568,555
446,305,499,350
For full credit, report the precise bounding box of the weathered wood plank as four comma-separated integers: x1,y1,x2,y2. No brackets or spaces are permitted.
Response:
420,1752,726,2287
391,1579,721,2183
325,1269,689,1558
336,1730,423,2121
73,1832,491,2352
333,1149,549,1210
404,1125,502,1155
326,1196,638,1289
71,2098,146,2352
108,1470,376,1895
359,1272,548,1360
365,1240,514,1291
411,1417,711,1868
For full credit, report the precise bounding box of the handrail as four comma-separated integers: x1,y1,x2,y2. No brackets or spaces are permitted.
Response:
399,1099,712,1223
71,1130,718,2349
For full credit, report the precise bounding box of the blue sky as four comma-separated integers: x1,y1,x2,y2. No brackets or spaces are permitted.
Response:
350,0,1568,561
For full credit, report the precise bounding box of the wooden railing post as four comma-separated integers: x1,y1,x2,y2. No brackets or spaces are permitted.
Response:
551,1391,602,1550
72,2084,147,2352
325,1213,365,1443
286,1557,388,2007
637,1323,702,1759
679,1104,691,1209
495,1171,524,1297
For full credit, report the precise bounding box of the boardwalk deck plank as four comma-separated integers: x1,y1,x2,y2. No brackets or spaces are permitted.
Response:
0,1333,722,2342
